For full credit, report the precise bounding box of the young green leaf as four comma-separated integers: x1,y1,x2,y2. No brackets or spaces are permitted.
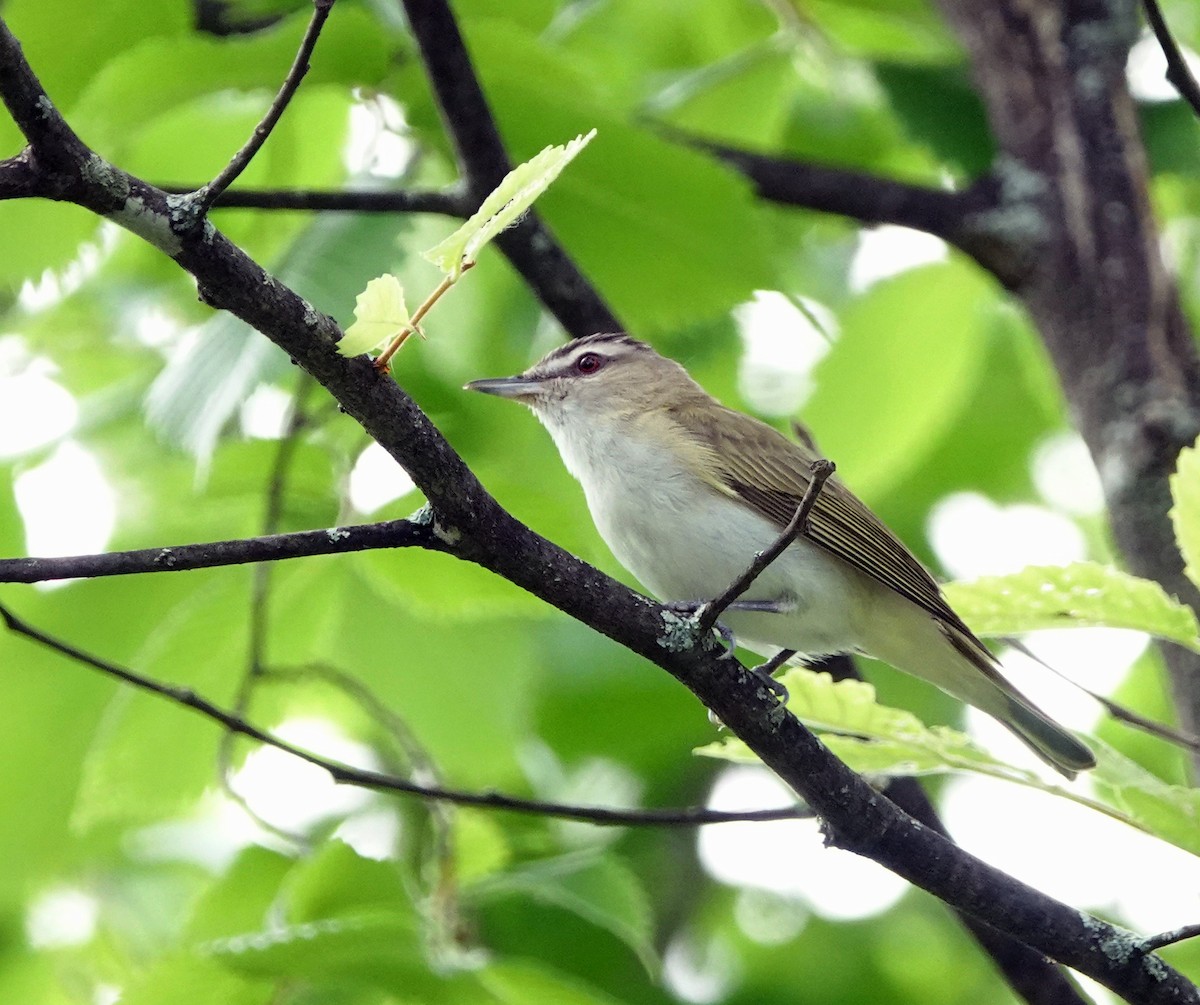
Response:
336,273,409,357
1171,436,1200,592
942,562,1200,651
424,129,597,279
698,668,1200,858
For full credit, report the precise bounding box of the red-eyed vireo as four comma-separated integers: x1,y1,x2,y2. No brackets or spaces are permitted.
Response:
466,333,1095,778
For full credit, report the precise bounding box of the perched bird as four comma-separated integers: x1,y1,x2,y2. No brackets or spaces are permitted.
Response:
467,333,1095,778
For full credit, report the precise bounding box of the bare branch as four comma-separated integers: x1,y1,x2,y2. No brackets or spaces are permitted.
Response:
0,601,811,828
0,519,440,584
190,0,336,217
159,183,470,216
1142,923,1200,953
1142,0,1200,119
688,137,1025,284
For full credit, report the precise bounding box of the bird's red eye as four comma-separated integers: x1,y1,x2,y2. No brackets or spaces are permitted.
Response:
575,352,603,374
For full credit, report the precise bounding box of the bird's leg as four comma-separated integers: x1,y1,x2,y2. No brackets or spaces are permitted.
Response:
747,648,795,703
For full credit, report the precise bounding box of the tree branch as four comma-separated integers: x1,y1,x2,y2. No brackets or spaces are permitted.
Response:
189,0,335,217
398,0,622,337
0,601,811,828
1141,0,1200,119
936,0,1200,771
159,183,470,216
687,138,1026,284
0,518,440,584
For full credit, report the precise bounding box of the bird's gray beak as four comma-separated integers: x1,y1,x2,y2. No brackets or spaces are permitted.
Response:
464,375,543,400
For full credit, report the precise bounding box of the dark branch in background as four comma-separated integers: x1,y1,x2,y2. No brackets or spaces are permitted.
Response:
0,519,442,583
687,137,1027,284
0,8,1191,1002
160,183,470,216
0,602,813,828
1142,0,1200,119
399,0,623,337
190,0,335,217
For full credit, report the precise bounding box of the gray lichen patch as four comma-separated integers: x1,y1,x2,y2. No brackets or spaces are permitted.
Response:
658,608,701,652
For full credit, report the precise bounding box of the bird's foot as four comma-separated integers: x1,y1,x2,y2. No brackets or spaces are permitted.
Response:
748,649,795,705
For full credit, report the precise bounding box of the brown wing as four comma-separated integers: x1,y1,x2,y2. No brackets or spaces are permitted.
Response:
690,404,979,642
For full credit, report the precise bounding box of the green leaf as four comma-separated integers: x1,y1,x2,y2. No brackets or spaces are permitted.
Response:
119,955,272,1005
943,562,1200,651
399,17,783,332
72,576,250,829
698,669,1200,857
1170,435,1200,592
146,212,407,458
803,261,992,501
185,847,297,942
472,853,657,975
67,7,389,157
479,961,626,1005
337,274,410,357
424,129,596,278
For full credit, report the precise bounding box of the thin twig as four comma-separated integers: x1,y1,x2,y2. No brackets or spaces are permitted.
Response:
1142,0,1200,120
0,518,440,584
698,460,835,634
191,0,336,217
1142,923,1200,953
0,601,812,828
217,377,318,843
1005,638,1200,753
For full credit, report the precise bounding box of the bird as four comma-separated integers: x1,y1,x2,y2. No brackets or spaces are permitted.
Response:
466,332,1095,778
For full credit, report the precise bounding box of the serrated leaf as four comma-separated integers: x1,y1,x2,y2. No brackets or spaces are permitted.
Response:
337,274,410,357
1170,437,1200,592
424,130,596,279
943,562,1200,651
698,669,1200,858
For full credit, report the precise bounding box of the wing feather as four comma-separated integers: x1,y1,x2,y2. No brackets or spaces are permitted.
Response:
689,405,981,644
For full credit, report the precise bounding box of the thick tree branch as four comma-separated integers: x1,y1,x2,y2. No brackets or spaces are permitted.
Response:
399,0,622,337
0,12,1192,1001
0,602,810,828
937,0,1200,765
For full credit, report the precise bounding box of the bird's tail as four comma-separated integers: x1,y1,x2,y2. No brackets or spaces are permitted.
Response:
936,623,1095,779
999,694,1095,780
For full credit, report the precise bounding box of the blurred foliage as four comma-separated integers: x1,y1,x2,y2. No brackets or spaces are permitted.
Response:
1,0,1199,1002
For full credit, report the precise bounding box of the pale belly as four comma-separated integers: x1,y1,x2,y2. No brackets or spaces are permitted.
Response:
584,470,871,661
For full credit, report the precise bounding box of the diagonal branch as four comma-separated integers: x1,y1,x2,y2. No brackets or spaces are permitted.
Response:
697,459,834,635
0,601,811,829
1142,0,1200,119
